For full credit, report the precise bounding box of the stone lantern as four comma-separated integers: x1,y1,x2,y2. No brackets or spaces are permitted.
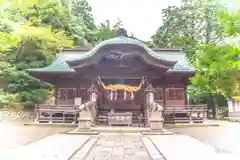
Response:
88,84,98,102
145,84,156,105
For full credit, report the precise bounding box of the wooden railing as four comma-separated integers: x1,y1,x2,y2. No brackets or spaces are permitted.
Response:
154,101,207,124
35,101,98,124
35,104,79,123
226,112,240,121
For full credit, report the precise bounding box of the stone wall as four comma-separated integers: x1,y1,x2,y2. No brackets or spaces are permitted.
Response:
0,109,36,122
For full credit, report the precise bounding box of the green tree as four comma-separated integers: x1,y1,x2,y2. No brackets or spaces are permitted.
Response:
190,44,240,117
152,0,224,59
0,0,74,109
151,0,229,118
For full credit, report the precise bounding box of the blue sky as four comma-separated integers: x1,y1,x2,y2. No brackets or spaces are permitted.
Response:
87,0,237,41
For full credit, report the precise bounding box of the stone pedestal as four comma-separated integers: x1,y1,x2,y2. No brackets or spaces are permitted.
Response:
78,117,92,131
149,119,164,131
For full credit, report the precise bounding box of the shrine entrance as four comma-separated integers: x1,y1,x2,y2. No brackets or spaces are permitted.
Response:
97,77,146,111
96,77,147,125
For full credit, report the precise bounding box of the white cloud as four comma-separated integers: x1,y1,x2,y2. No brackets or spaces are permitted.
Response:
87,0,181,41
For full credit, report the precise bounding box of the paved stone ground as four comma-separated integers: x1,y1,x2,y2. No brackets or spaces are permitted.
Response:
141,136,166,160
4,134,90,160
2,120,240,160
150,135,218,160
169,122,240,154
83,133,151,160
150,134,240,160
0,122,69,158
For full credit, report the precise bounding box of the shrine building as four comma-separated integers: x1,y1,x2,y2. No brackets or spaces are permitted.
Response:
28,29,206,126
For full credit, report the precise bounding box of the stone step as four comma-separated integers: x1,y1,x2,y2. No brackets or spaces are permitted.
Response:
67,128,100,135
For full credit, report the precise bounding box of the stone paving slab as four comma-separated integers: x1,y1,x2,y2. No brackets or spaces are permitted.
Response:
149,134,240,160
70,136,99,160
84,133,150,160
141,136,165,160
4,134,90,160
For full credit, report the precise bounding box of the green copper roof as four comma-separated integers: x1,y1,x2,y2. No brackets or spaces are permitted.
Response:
27,54,78,73
27,36,194,73
67,36,177,62
156,52,195,72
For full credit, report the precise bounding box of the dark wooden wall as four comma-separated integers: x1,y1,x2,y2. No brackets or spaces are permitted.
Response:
54,57,190,107
54,77,188,107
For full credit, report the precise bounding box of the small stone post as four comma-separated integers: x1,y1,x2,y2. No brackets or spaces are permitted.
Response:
88,85,98,125
78,104,92,131
144,84,155,127
149,103,164,131
78,85,98,131
145,84,164,131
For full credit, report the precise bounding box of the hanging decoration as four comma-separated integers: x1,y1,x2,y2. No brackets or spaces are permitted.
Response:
97,76,145,92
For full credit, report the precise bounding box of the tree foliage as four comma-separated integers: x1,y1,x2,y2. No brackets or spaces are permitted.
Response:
152,0,224,59
151,0,240,118
0,0,75,109
0,0,124,109
191,44,240,98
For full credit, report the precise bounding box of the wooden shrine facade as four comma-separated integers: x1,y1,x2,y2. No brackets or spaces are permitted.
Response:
54,78,188,107
28,31,203,124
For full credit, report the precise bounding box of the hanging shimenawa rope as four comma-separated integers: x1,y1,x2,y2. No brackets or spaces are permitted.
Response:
97,76,145,92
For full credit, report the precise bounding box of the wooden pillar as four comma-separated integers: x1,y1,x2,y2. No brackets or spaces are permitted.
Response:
184,85,188,105
54,87,58,104
163,76,166,106
183,76,189,105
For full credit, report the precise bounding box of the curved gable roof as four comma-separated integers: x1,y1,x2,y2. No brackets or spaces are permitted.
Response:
27,36,194,74
27,49,194,73
66,36,177,64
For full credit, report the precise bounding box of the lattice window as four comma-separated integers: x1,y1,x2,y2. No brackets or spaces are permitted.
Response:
155,88,164,100
78,88,89,102
166,88,185,100
57,88,77,100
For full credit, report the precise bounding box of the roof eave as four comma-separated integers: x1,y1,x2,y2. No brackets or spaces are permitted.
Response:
166,70,195,75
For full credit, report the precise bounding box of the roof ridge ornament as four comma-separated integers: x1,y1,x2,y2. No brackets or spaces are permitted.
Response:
117,28,128,37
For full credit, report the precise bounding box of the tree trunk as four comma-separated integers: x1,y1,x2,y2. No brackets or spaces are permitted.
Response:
16,41,27,61
210,94,218,119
